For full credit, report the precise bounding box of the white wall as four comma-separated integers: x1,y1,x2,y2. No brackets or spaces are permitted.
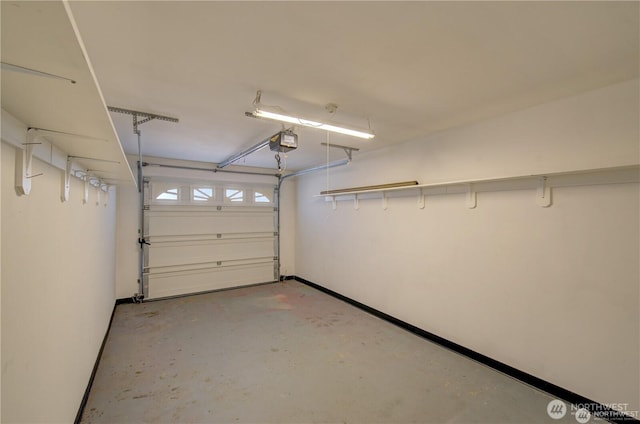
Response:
1,142,117,423
0,130,3,422
115,156,296,298
279,177,297,278
295,79,640,411
115,183,140,299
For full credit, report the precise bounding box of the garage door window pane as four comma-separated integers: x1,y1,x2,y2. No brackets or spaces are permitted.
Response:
155,187,179,201
225,188,244,202
255,190,272,203
193,187,214,202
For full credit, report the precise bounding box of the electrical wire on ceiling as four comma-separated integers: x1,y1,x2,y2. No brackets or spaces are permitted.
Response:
253,90,285,113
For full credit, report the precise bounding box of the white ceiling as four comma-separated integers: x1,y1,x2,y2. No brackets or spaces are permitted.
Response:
67,1,638,171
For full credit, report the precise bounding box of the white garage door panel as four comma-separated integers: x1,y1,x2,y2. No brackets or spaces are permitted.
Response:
148,262,274,299
143,180,278,299
148,212,274,236
148,237,275,268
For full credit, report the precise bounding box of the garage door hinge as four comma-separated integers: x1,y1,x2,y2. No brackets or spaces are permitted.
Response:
273,232,278,236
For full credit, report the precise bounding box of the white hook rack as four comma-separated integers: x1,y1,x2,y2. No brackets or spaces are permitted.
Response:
62,157,72,202
15,129,37,195
83,178,90,204
96,181,101,206
466,184,477,209
4,113,114,204
318,165,639,211
536,177,552,207
417,189,426,209
102,184,109,207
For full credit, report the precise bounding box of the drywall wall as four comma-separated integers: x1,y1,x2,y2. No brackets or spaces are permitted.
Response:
1,142,117,423
115,182,140,299
295,79,640,413
0,132,3,422
279,178,297,278
115,156,296,298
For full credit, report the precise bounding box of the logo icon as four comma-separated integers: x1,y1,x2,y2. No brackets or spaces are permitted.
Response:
575,408,591,423
547,399,567,419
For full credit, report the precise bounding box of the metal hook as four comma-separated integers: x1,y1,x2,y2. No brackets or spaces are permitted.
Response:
275,153,282,172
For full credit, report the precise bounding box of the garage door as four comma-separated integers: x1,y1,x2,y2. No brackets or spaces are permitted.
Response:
142,179,278,299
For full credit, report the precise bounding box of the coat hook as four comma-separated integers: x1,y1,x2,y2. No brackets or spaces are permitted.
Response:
536,176,552,207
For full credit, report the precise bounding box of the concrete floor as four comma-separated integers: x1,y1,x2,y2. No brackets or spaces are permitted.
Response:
81,281,571,423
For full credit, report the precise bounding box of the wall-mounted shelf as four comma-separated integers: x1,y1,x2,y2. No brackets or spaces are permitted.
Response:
1,0,135,202
316,165,640,210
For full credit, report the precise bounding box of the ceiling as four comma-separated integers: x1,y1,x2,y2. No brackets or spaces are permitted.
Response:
64,2,639,171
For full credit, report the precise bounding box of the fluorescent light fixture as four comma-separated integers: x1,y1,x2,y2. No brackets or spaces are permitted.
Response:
249,109,375,140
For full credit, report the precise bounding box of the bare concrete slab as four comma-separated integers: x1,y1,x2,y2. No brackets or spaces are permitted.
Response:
81,281,570,423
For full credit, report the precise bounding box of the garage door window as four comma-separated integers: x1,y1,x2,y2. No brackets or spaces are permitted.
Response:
225,188,244,203
254,190,272,204
192,186,215,202
153,184,180,202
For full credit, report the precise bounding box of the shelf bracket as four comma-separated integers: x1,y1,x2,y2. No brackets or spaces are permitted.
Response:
382,192,388,210
466,184,477,209
331,196,337,210
354,194,360,210
107,106,179,135
61,157,72,202
15,129,37,195
83,177,90,204
102,184,109,207
96,181,101,206
417,189,425,209
321,142,359,161
536,176,552,207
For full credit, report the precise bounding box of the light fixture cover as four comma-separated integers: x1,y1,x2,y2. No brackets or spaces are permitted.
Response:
250,109,374,140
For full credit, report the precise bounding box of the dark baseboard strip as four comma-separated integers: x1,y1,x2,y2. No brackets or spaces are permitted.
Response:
294,276,638,424
115,297,135,305
74,302,118,424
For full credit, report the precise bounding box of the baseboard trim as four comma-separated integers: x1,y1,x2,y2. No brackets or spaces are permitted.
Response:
74,302,118,424
280,274,296,281
294,276,638,424
115,297,135,305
